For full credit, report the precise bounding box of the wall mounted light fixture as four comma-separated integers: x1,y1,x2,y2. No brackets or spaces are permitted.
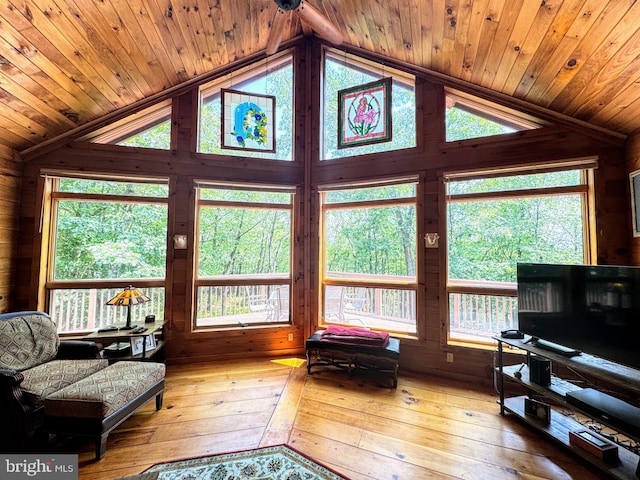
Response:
173,234,188,250
424,233,439,248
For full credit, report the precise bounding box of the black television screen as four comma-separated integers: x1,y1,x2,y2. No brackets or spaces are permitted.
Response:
517,263,640,370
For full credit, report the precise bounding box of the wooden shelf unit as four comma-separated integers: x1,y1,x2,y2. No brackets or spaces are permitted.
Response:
495,336,640,480
84,320,166,362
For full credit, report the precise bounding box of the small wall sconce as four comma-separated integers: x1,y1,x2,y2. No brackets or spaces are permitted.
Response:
424,233,439,249
173,234,188,250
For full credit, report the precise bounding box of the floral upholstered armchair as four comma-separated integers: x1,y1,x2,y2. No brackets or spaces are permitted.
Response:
0,311,107,450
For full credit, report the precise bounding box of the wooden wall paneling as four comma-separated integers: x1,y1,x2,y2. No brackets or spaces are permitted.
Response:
593,148,631,265
307,40,323,335
166,91,197,343
437,130,620,170
168,326,306,365
295,42,313,342
421,81,444,152
163,173,191,358
626,131,640,265
14,163,41,312
35,143,303,186
0,146,20,312
400,338,498,386
422,172,439,344
422,170,444,350
415,173,427,341
174,90,195,153
164,173,192,344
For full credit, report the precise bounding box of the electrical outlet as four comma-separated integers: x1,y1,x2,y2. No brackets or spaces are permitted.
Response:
446,352,454,363
287,333,293,341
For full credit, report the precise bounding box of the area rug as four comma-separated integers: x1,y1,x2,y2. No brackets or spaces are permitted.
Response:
121,444,350,480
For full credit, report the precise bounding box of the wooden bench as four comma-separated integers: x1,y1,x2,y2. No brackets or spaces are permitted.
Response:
44,361,165,460
306,330,400,388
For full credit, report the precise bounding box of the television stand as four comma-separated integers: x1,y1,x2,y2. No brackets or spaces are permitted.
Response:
530,337,581,357
494,335,640,480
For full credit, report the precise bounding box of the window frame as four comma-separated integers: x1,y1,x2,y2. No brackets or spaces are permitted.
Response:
321,48,418,160
197,52,294,160
44,174,170,334
193,182,296,329
80,100,172,148
444,163,596,346
318,179,420,335
444,88,546,143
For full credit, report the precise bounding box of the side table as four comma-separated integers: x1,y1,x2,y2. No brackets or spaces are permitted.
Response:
83,320,166,362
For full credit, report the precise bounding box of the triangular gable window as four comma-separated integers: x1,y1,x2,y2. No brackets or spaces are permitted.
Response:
446,90,545,142
80,101,171,149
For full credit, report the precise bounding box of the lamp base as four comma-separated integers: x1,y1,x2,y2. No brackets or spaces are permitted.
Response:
119,324,136,330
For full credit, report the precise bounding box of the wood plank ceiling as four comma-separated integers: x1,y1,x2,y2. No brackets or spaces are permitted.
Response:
1,0,640,155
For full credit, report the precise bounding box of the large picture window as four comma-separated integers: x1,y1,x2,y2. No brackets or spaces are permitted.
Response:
46,176,168,333
446,165,594,344
195,185,294,328
320,181,418,334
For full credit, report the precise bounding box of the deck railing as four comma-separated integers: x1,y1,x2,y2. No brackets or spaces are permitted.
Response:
50,287,165,332
449,292,518,339
50,285,518,339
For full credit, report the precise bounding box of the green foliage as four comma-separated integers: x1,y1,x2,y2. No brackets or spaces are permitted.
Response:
198,61,294,160
323,181,417,279
447,171,581,195
325,183,415,203
325,205,416,277
59,179,168,196
323,57,417,159
117,120,171,149
54,201,167,280
447,172,585,283
445,105,517,141
198,206,291,276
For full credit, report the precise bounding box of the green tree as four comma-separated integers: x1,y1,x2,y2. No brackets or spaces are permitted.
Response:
447,172,584,283
54,180,168,280
323,57,417,159
198,62,294,160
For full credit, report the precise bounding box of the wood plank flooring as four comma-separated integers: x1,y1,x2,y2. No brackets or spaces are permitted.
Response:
75,358,602,480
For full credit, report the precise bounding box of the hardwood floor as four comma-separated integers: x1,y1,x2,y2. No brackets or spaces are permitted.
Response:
76,358,602,480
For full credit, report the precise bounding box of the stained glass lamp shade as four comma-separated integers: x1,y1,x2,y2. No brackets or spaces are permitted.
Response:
106,285,150,330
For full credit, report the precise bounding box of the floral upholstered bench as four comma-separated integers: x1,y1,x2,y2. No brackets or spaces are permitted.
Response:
306,327,400,388
44,360,165,460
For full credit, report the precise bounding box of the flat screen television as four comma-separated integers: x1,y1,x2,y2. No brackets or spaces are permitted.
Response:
517,263,640,370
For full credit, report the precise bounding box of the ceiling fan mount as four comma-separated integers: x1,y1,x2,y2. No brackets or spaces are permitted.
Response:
274,0,302,10
266,0,343,55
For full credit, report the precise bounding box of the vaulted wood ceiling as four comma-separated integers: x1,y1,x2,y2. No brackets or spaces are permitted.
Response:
2,0,640,156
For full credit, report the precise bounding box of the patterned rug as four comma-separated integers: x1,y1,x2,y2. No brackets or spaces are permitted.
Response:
121,444,349,480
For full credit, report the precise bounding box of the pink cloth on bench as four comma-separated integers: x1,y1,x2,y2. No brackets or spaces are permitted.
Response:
320,325,390,347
